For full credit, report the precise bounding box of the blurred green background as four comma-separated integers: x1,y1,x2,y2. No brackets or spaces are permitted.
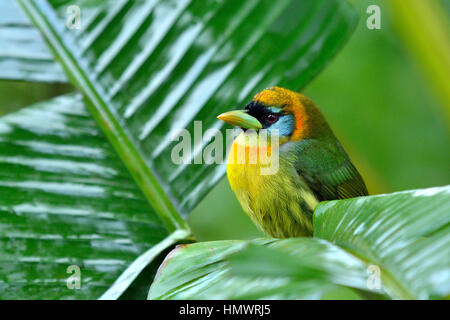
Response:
189,0,450,240
1,0,449,242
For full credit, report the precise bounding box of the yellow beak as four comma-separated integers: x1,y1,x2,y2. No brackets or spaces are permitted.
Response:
217,110,262,130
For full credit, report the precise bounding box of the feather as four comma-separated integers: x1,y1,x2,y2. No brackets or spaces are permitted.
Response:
294,139,368,201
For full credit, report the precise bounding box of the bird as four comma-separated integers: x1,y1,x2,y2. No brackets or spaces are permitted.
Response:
217,87,368,238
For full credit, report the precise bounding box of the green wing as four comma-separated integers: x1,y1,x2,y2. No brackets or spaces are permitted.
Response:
294,139,368,201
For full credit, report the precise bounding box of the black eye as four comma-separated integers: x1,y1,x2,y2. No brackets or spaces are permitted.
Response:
266,114,278,123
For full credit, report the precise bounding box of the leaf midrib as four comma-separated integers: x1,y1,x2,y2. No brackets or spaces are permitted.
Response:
17,0,189,234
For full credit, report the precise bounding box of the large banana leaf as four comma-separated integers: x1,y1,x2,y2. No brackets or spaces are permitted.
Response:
0,1,66,82
149,186,450,299
1,0,359,299
17,0,358,221
148,238,378,299
314,186,450,299
0,93,176,299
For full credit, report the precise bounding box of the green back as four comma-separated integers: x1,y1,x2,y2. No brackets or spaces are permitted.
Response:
294,139,368,201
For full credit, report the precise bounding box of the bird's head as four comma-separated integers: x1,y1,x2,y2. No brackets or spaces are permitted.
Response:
217,87,330,145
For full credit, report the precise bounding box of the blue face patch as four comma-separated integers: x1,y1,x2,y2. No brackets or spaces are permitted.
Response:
267,114,294,137
245,101,294,137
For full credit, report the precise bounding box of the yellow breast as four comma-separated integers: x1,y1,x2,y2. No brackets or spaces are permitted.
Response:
226,132,318,238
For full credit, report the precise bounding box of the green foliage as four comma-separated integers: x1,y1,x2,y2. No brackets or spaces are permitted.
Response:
0,94,168,299
17,0,358,222
304,0,450,192
0,0,362,299
150,187,450,300
0,0,447,300
0,1,66,82
189,0,450,242
315,187,450,299
149,239,371,299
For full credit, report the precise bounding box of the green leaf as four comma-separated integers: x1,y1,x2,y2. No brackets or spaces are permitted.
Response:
149,186,450,300
148,238,373,299
0,93,171,299
0,1,66,82
17,0,358,224
7,0,359,299
314,186,450,300
99,229,190,300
